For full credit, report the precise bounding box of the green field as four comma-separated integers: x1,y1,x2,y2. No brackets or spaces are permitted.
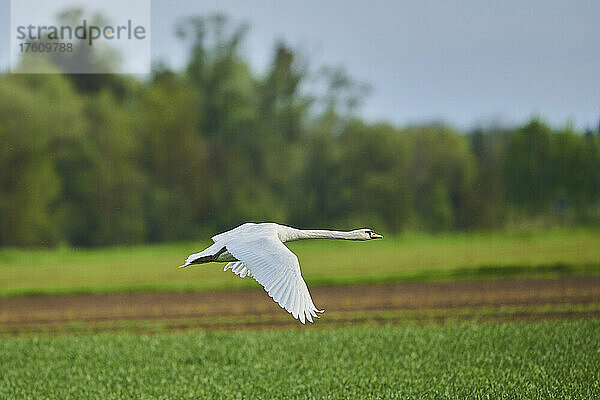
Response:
1,230,598,398
1,229,599,297
0,321,598,399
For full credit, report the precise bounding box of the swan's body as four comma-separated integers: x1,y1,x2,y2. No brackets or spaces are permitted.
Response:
179,222,382,323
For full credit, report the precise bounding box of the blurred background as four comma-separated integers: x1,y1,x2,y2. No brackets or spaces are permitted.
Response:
1,1,600,247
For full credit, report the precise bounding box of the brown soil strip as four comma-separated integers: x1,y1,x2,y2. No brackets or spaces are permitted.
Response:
1,277,599,334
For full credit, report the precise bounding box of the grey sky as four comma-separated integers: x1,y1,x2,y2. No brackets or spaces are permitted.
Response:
2,0,599,130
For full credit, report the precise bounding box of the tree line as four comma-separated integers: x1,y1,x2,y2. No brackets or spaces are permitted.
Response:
1,15,599,247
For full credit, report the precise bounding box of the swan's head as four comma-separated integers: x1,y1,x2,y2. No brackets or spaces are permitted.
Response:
355,228,383,240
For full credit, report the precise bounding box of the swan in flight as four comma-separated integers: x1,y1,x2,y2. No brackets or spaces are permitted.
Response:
179,223,383,323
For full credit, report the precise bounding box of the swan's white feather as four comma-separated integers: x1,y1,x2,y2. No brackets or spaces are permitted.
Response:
224,261,253,278
221,233,323,324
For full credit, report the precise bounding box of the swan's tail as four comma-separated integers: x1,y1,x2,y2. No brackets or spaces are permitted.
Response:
178,255,211,268
179,243,223,268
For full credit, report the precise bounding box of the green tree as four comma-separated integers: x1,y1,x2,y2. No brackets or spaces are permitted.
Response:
403,125,476,231
136,72,208,241
0,74,84,245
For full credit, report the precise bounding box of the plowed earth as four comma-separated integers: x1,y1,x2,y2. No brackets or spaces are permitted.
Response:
1,277,598,335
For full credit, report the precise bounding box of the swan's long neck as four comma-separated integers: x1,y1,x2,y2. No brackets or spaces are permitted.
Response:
289,229,358,241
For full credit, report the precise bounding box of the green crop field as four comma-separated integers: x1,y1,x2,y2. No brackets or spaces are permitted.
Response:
1,231,598,398
0,229,599,296
1,321,598,399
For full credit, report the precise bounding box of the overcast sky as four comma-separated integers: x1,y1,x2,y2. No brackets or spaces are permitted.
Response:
2,0,599,130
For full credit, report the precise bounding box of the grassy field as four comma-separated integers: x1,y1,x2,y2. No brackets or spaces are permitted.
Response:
0,320,598,399
0,229,599,296
1,231,597,398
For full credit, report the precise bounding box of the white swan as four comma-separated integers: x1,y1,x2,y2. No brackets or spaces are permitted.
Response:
179,222,383,323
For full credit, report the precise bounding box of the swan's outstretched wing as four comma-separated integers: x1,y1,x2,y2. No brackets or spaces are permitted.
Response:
224,236,323,324
224,261,253,278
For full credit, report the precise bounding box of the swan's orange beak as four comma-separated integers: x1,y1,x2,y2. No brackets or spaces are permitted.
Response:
370,232,383,239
